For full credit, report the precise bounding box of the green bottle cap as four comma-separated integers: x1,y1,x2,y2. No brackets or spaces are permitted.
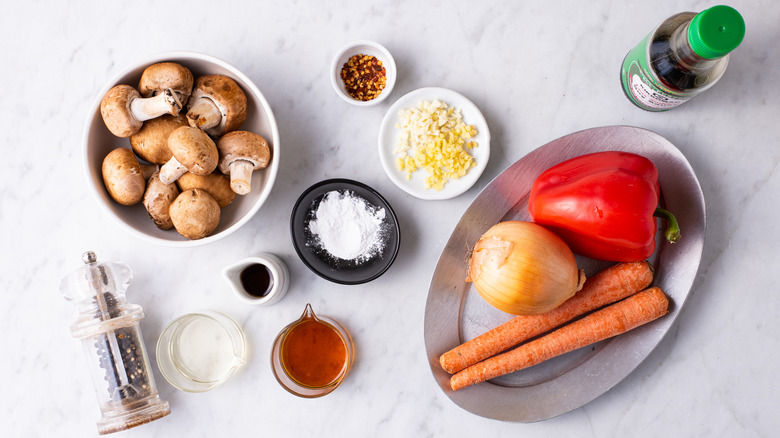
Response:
688,5,745,59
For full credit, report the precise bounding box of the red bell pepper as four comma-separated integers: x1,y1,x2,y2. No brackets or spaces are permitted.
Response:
527,151,679,262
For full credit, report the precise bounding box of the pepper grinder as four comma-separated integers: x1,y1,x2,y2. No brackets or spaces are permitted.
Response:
60,251,170,435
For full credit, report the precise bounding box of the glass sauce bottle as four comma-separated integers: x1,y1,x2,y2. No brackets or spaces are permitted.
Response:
620,5,745,111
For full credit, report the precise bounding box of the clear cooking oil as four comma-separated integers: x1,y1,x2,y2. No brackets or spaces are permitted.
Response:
171,315,238,383
157,311,248,392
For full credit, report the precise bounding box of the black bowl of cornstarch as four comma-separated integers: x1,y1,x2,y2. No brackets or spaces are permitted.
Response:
290,178,400,284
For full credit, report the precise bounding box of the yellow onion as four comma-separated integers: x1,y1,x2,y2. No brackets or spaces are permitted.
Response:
467,221,585,315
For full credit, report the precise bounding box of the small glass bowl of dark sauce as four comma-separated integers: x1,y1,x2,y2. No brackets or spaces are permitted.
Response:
222,253,290,306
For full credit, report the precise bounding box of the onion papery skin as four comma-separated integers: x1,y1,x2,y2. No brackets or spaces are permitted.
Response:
467,221,585,315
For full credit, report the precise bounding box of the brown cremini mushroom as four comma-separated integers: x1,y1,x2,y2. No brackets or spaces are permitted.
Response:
169,188,221,240
217,131,270,195
138,62,194,108
102,148,157,205
143,171,180,230
186,75,247,137
129,114,188,165
158,126,218,185
100,84,184,137
176,171,236,208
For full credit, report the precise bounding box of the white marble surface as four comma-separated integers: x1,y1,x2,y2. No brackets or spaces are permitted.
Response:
2,0,778,436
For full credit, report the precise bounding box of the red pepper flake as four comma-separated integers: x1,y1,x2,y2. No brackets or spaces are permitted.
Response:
340,54,387,101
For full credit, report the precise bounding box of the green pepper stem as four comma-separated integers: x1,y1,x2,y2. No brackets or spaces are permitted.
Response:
654,208,681,243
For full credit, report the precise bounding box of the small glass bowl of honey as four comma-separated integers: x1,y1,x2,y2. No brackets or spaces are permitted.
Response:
271,303,354,397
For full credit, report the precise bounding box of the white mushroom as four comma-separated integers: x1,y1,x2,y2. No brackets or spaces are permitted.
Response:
217,131,271,195
158,126,218,185
169,188,221,240
100,84,184,137
101,148,157,205
138,62,194,107
176,171,236,208
143,170,179,230
186,75,247,137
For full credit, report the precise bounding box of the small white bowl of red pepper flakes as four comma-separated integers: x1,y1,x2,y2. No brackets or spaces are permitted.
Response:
331,40,396,106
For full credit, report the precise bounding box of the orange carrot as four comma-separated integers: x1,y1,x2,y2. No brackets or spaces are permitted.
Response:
440,261,654,374
450,287,668,391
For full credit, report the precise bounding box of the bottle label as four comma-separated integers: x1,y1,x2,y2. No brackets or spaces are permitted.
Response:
621,35,690,111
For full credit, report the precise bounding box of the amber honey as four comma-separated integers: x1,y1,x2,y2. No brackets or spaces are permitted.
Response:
280,317,348,388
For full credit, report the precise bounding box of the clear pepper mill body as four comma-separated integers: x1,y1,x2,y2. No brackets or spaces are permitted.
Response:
60,251,170,435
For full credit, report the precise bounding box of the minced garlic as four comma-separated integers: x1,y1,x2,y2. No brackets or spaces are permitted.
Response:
393,99,478,191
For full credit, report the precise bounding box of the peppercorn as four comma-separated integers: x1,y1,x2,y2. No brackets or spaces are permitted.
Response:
340,54,387,101
92,291,152,403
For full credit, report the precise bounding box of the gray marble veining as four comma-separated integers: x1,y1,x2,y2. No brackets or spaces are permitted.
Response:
0,0,777,436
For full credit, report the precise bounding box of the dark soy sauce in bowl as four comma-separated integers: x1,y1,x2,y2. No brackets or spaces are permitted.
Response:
240,264,274,298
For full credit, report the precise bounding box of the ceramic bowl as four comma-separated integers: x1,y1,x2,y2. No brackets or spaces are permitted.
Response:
330,40,396,106
290,179,400,284
83,51,280,246
222,253,290,306
378,87,491,200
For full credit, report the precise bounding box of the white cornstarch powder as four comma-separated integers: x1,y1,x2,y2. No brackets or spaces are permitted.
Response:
308,190,387,262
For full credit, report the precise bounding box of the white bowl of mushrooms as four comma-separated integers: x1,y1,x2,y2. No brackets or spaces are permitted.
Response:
83,51,279,246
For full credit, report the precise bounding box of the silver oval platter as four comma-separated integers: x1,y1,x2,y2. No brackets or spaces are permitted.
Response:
423,125,706,422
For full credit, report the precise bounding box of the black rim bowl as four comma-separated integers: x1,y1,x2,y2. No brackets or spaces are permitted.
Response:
290,178,401,285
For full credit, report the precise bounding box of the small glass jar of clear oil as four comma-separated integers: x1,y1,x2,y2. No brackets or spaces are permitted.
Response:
157,311,248,392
